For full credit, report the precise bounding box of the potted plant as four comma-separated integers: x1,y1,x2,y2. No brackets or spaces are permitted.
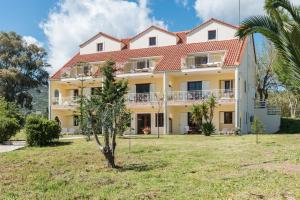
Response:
143,127,151,135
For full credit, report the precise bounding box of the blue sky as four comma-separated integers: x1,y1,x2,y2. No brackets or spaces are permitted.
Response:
0,0,272,73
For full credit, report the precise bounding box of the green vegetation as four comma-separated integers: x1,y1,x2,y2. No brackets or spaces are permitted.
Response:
25,115,61,146
0,97,22,142
191,95,216,135
1,135,300,199
280,117,300,133
0,32,49,109
83,60,129,168
237,0,300,90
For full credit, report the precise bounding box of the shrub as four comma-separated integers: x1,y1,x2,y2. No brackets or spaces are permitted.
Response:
202,122,216,136
0,117,20,143
25,115,61,146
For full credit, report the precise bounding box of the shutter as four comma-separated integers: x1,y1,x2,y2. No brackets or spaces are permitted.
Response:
150,83,156,93
180,113,188,134
180,82,187,91
221,81,225,90
232,112,235,125
131,84,136,93
202,81,210,91
220,112,224,124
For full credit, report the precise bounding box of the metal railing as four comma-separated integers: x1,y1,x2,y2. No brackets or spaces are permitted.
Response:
168,89,235,102
255,101,281,115
126,92,161,104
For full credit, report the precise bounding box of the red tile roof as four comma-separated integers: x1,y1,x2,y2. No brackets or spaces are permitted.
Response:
51,38,247,79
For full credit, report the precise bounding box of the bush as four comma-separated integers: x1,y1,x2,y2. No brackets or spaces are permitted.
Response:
0,117,20,143
25,115,61,146
202,122,216,136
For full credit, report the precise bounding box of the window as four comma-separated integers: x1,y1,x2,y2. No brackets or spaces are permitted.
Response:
195,56,208,66
224,80,234,92
244,80,247,93
73,115,79,126
136,60,150,69
83,66,90,76
73,89,79,97
97,43,103,51
149,37,156,46
155,113,164,127
54,90,59,98
136,83,150,93
208,30,216,40
187,81,202,91
224,112,233,124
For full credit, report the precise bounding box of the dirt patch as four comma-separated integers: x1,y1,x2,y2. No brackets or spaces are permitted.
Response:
243,162,300,174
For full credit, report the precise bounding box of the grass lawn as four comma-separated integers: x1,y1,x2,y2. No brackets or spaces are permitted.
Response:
1,134,300,199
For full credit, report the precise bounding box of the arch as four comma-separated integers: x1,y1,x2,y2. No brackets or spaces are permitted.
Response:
54,89,59,98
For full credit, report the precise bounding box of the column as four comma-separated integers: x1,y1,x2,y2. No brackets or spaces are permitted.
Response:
163,71,169,134
234,68,239,129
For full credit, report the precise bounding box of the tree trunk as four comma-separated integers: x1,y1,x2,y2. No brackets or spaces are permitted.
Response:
102,147,115,168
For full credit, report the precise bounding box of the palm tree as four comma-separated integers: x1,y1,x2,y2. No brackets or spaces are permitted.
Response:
236,0,300,89
191,104,204,133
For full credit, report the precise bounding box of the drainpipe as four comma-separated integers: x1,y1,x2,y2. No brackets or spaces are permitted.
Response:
234,68,239,130
163,71,169,134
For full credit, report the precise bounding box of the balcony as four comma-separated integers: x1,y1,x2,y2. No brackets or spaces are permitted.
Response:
116,57,161,75
51,97,80,109
182,52,225,70
168,89,235,105
60,64,101,79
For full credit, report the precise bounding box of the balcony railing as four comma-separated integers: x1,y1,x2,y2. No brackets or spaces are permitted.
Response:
255,101,281,115
181,53,225,69
52,90,235,108
116,59,161,75
126,92,161,105
52,96,80,107
168,89,235,103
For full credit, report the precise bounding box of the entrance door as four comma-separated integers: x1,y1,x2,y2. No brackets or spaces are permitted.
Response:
137,114,151,134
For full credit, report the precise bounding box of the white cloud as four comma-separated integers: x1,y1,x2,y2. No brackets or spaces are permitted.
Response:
175,0,189,8
194,0,300,25
40,0,166,74
23,36,44,47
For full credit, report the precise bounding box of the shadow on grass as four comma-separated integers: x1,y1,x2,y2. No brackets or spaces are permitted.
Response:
46,141,73,147
117,161,168,172
120,136,161,140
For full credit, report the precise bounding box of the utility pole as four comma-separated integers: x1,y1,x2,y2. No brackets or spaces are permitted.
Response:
238,0,241,25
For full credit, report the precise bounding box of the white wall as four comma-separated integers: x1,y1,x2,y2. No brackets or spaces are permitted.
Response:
80,35,123,55
238,37,257,133
254,108,281,133
187,22,237,44
130,28,177,49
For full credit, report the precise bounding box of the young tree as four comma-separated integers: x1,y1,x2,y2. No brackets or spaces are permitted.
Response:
84,60,130,168
191,104,204,133
0,32,49,109
251,117,265,144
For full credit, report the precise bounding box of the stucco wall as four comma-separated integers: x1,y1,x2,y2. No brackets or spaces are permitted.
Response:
187,22,237,44
80,35,123,55
254,108,281,133
130,28,177,49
